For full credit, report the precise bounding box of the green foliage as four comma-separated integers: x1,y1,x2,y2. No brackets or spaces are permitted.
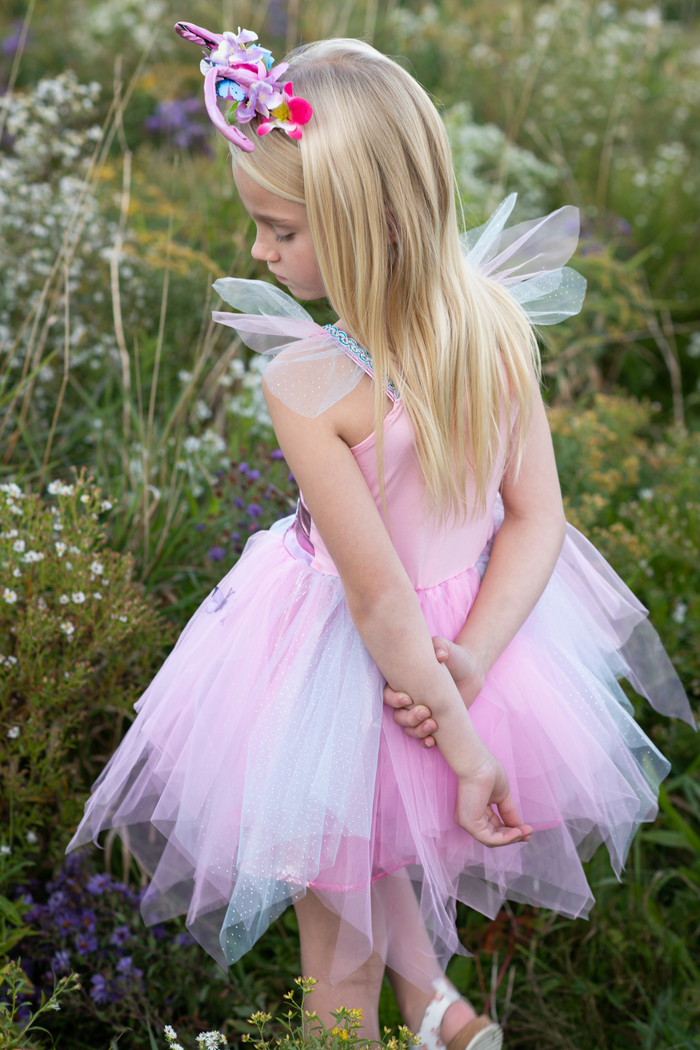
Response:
0,959,80,1050
0,475,174,863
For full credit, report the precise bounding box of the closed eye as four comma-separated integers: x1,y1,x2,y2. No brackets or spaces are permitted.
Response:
276,232,293,243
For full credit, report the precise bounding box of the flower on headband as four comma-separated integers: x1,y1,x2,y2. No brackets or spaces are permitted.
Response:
258,82,313,141
174,21,313,150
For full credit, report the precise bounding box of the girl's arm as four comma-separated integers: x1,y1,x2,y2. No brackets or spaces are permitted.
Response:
385,393,567,745
264,376,532,847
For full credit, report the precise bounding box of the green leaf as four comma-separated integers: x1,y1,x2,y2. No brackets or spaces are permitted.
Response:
658,785,700,858
0,894,24,927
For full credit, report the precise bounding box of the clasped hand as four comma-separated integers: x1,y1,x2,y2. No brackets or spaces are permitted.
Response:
383,636,533,848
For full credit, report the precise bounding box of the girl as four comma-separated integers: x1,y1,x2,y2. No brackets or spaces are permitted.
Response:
68,27,694,1050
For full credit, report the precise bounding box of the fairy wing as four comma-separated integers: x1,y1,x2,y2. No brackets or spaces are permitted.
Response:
213,278,366,417
462,193,587,324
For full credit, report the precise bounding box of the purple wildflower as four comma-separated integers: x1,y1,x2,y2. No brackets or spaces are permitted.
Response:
51,949,71,973
55,911,80,935
175,931,196,947
86,873,112,896
46,890,66,913
2,22,30,58
75,933,98,956
249,468,261,481
232,531,240,541
195,523,206,531
109,924,132,947
207,546,226,561
234,497,244,509
144,97,209,150
246,503,262,518
239,462,249,474
288,472,295,482
116,955,134,974
77,909,97,932
270,449,285,460
151,924,168,940
90,974,109,1005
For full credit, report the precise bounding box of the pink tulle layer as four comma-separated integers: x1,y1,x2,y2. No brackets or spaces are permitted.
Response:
67,518,689,988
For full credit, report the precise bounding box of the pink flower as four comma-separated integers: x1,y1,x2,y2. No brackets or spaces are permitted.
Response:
235,61,288,122
257,82,313,141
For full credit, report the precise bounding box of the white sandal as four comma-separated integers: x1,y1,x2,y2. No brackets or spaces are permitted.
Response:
416,977,503,1050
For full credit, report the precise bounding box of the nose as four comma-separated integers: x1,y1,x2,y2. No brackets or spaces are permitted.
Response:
251,231,280,263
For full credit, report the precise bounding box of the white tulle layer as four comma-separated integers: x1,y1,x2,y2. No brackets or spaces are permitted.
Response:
67,519,687,987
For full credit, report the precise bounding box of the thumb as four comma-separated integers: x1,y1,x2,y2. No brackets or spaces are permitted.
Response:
432,636,450,662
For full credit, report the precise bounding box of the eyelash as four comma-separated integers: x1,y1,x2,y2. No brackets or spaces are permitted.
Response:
275,233,293,243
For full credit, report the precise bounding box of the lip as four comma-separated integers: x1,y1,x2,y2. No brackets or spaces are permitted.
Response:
270,272,288,284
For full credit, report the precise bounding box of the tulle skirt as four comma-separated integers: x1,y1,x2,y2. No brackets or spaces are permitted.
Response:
67,516,691,989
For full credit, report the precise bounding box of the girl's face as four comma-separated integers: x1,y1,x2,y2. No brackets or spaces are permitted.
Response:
233,167,326,302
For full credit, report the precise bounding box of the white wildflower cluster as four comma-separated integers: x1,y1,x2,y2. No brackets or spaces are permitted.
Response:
0,655,18,668
444,102,558,219
0,72,151,425
47,480,75,497
80,0,170,54
224,357,273,434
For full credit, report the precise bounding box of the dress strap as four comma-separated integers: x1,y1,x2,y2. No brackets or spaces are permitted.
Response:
323,324,400,402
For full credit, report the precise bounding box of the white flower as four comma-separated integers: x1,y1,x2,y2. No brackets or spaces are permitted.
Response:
71,591,86,604
55,541,67,556
0,655,18,667
639,488,654,500
22,551,45,563
8,505,23,517
119,615,128,623
12,569,21,578
1,529,18,539
0,845,11,855
12,539,25,553
7,726,20,739
48,1001,61,1010
53,521,64,531
93,592,103,600
164,1027,178,1041
37,597,47,611
59,621,75,637
69,546,80,554
47,480,74,496
3,588,18,604
59,594,69,605
80,494,90,504
672,602,688,625
90,560,104,575
101,499,113,511
26,830,38,845
0,483,22,497
65,561,72,570
184,436,201,454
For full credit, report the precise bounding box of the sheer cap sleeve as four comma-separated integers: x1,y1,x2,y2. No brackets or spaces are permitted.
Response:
212,278,366,417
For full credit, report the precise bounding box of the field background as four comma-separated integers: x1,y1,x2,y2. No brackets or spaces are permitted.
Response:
1,1,700,1048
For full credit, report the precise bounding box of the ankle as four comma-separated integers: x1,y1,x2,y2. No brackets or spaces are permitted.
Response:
439,999,477,1045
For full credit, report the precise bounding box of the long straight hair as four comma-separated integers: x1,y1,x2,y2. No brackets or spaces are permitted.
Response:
232,39,540,522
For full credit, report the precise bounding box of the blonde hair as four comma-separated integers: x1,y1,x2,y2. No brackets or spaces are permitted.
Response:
232,39,540,522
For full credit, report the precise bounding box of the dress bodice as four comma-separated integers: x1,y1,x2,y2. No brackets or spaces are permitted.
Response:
286,329,503,590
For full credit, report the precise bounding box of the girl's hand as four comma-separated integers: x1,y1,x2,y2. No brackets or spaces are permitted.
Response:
456,754,533,847
383,637,484,748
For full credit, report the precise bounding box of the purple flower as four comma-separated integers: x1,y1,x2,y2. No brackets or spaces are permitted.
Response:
109,924,131,947
55,911,80,934
234,497,244,509
288,472,295,482
207,546,226,561
236,71,284,122
116,956,133,974
78,909,97,932
151,924,168,940
75,933,98,956
270,449,285,460
51,949,71,973
47,891,66,913
175,931,196,947
239,462,249,474
249,469,261,481
246,503,262,518
144,97,209,150
195,523,206,531
90,974,109,1005
86,873,112,896
2,22,30,58
232,531,240,541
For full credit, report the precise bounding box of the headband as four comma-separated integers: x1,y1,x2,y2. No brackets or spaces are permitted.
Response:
174,21,313,152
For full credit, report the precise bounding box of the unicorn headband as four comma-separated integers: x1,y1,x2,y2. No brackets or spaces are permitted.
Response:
174,21,313,152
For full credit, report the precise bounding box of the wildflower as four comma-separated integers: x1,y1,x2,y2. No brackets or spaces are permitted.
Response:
93,591,103,600
109,924,132,946
80,494,90,504
207,546,226,561
86,872,112,895
71,591,86,604
1,529,18,538
55,541,67,556
90,973,109,1004
0,845,11,855
175,931,196,947
59,594,70,604
48,1001,61,1010
7,726,19,739
235,497,244,509
239,462,249,474
116,955,134,974
247,503,262,518
164,1029,178,1042
0,655,18,667
26,830,38,844
0,483,22,497
101,499,113,512
12,539,25,553
51,949,71,973
271,449,285,460
75,932,98,955
672,602,688,625
12,568,21,578
3,588,17,603
249,469,261,481
22,550,45,563
639,488,654,500
90,560,104,575
48,481,74,496
59,621,75,637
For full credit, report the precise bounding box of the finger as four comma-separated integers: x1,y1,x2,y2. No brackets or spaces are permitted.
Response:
493,788,526,831
393,706,433,729
402,720,437,740
421,735,436,749
383,685,413,709
432,636,450,662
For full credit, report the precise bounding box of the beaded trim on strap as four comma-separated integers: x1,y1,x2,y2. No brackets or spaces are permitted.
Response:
323,324,400,402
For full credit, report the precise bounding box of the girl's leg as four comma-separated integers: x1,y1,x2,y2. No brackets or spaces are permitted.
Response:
294,890,385,1040
385,968,477,1042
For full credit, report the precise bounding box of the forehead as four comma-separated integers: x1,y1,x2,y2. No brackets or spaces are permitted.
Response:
233,167,307,225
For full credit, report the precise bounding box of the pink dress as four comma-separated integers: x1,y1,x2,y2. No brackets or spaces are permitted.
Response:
68,201,693,989
68,319,693,989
